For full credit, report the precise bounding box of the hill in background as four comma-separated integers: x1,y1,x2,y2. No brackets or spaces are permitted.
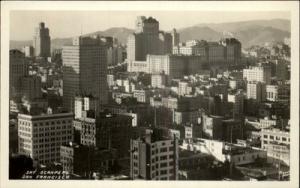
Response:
10,19,290,50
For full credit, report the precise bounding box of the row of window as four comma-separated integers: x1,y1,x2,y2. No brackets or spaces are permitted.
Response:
152,155,174,162
263,134,289,142
33,125,71,131
33,136,72,143
33,120,72,127
33,130,72,137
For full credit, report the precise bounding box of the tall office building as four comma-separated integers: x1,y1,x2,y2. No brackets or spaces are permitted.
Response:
171,28,180,47
18,111,73,164
159,32,173,54
9,50,27,99
243,66,271,84
33,22,51,58
228,90,244,117
127,16,172,62
22,46,34,57
173,40,208,58
246,81,266,102
74,96,98,119
62,36,108,111
220,38,242,64
147,54,205,79
130,128,179,180
20,75,43,101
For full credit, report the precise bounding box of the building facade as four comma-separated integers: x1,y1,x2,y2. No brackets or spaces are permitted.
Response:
18,112,73,164
33,22,51,58
62,36,108,111
261,128,290,165
20,75,43,102
243,66,271,84
130,130,179,180
127,16,173,63
9,50,27,100
246,82,266,102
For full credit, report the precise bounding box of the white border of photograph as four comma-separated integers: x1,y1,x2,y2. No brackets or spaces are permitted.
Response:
1,1,299,188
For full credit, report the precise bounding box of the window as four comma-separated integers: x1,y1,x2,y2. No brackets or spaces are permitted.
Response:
160,156,167,160
270,136,274,140
160,162,167,168
282,137,287,141
160,148,167,153
160,170,167,175
263,135,268,138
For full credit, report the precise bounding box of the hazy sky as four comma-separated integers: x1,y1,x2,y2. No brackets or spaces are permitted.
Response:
10,11,290,41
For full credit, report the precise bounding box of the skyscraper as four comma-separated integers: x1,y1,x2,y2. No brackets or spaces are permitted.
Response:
9,50,27,99
171,28,180,47
127,16,172,62
33,22,51,58
62,36,108,111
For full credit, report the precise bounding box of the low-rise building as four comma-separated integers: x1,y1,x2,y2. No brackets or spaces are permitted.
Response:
261,128,290,165
130,129,179,180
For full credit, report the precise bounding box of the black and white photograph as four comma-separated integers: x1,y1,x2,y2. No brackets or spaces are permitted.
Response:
1,1,299,188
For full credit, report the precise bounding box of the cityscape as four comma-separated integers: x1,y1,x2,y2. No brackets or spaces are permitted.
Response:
8,12,291,181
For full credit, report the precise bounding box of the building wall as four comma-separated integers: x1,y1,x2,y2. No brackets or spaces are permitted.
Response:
9,50,27,100
243,66,271,84
131,137,178,180
261,128,290,165
18,113,73,164
20,76,42,101
246,82,266,102
33,22,51,58
62,37,108,111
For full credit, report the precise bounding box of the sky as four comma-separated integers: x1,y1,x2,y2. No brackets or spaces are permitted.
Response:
10,11,290,41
